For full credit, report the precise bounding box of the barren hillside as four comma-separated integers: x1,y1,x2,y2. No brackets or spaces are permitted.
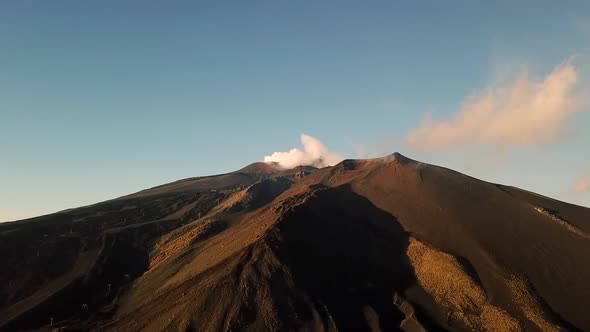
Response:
1,154,588,331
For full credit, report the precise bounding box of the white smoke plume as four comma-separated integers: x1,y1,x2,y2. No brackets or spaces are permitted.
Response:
264,134,343,169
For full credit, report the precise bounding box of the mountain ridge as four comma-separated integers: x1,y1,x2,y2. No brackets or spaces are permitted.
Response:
1,153,589,331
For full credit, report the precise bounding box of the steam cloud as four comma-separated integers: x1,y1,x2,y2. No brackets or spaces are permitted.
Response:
264,134,343,169
406,60,588,150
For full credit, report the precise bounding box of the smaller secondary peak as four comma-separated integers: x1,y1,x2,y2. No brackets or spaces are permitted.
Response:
388,152,415,164
392,152,405,159
238,162,281,174
334,153,416,170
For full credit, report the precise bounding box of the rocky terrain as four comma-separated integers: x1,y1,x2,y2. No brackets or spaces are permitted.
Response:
1,153,589,331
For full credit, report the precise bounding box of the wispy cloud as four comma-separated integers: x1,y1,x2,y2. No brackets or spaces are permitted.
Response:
405,59,588,151
574,175,590,193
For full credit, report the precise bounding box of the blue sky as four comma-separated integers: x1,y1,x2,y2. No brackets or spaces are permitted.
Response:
2,1,590,221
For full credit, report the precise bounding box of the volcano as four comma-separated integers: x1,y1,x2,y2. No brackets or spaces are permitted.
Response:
1,153,589,331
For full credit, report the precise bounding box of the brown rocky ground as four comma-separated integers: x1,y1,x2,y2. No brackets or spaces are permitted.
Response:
1,153,588,331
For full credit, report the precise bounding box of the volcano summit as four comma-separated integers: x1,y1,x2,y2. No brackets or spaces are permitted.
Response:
1,153,589,331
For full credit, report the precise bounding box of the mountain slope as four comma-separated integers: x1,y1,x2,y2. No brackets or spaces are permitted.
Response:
0,154,588,331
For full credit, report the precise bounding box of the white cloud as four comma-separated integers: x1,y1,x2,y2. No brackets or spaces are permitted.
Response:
406,60,588,151
574,175,590,193
264,134,343,169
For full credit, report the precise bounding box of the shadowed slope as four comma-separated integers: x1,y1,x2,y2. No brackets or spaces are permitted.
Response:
104,185,439,331
1,153,589,331
311,153,590,331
